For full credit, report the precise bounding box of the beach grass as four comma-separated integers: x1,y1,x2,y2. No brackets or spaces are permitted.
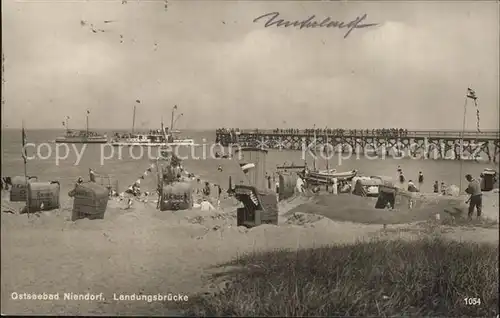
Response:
178,237,499,317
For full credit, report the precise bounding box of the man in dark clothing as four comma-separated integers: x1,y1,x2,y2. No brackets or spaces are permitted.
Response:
465,174,482,219
433,181,439,193
399,171,405,183
202,182,211,197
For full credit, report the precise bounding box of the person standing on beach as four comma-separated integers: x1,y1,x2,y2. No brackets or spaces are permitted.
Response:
465,174,482,220
202,182,211,197
407,180,419,193
418,171,424,187
196,178,201,194
433,181,439,193
399,171,405,183
216,184,222,208
89,168,96,182
441,182,446,195
407,180,419,209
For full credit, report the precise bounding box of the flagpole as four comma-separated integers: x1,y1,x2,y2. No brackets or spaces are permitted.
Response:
325,130,329,191
86,110,89,136
313,124,317,172
22,121,29,218
459,93,468,192
325,130,330,172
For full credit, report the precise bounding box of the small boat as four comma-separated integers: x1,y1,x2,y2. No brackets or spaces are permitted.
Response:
276,164,307,171
308,169,357,179
315,169,337,176
300,169,358,184
240,163,255,172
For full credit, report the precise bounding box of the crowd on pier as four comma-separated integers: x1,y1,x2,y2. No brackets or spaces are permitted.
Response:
216,128,409,137
216,128,240,134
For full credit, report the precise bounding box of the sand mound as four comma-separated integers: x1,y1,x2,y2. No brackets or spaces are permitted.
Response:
285,212,324,226
288,192,498,225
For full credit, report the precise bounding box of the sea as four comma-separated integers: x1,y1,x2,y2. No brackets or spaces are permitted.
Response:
1,129,497,194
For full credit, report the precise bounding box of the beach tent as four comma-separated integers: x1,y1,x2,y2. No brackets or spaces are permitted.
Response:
353,178,383,197
376,181,427,210
278,172,298,201
375,182,398,209
70,182,109,221
160,181,193,211
481,169,498,191
233,148,278,228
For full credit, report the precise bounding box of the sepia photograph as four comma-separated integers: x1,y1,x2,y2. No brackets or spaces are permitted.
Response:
1,0,499,316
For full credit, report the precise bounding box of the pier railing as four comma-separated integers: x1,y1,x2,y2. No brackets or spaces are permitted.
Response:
216,129,500,139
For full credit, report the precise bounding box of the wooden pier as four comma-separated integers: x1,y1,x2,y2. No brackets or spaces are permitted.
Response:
215,129,500,162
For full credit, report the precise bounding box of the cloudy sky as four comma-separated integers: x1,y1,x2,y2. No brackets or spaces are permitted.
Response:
2,0,499,130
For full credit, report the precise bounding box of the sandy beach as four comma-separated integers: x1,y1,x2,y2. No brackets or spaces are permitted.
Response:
2,188,498,316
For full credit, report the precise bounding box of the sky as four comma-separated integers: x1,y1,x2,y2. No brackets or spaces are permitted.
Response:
2,0,499,130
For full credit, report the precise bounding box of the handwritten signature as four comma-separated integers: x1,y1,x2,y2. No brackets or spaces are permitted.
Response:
253,12,378,38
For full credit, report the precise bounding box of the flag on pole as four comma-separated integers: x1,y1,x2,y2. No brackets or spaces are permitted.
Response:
467,88,477,100
21,125,27,163
87,110,90,114
173,105,178,110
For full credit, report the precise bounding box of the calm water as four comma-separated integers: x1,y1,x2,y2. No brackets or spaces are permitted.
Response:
1,129,496,193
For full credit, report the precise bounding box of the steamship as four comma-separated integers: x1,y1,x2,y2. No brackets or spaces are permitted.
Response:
55,112,107,144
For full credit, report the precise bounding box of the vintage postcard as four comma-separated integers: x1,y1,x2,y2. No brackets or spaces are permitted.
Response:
1,0,499,316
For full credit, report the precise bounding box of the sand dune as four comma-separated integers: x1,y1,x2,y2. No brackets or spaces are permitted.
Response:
1,190,498,315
